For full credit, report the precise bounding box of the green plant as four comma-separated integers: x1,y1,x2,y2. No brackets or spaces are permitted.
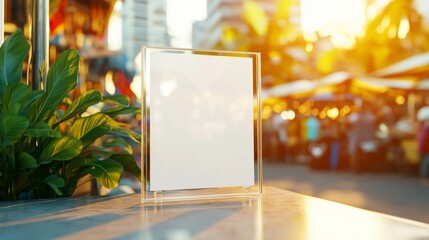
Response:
0,30,141,200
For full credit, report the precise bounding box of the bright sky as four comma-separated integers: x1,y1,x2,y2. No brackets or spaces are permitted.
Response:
167,0,207,48
300,0,399,48
301,0,366,48
301,0,366,37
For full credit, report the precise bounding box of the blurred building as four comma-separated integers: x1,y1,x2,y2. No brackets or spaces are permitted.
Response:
123,0,169,61
192,0,279,49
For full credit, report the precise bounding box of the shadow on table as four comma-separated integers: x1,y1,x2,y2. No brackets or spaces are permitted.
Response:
0,194,137,240
119,198,260,240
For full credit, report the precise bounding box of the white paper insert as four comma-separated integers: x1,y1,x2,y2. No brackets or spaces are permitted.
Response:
149,52,254,191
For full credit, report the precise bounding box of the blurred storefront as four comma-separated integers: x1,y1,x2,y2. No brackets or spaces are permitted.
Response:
4,0,169,99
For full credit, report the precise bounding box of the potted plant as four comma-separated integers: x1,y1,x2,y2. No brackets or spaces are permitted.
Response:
0,30,141,201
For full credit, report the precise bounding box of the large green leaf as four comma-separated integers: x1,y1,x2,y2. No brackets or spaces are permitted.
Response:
39,136,83,164
110,128,141,144
19,90,44,115
103,95,130,107
106,116,141,143
30,49,80,124
24,122,61,138
16,152,37,169
3,82,31,110
110,153,141,182
86,159,123,189
69,113,111,146
79,146,112,160
102,106,140,118
1,102,21,116
0,115,29,147
42,175,65,196
102,138,133,154
67,157,95,175
0,30,30,96
56,90,102,126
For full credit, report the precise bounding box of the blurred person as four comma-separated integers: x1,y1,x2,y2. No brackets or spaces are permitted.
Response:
327,118,341,170
286,118,299,163
349,104,377,173
306,115,320,143
338,116,349,169
310,118,331,170
262,118,274,160
347,111,359,170
417,119,429,179
273,113,287,162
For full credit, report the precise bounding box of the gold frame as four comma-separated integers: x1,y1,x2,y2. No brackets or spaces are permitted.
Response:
141,46,262,204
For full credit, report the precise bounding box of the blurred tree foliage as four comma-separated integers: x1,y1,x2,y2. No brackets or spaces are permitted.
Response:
354,0,429,73
213,0,429,86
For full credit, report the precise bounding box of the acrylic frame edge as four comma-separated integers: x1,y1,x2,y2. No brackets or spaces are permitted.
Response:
140,46,262,204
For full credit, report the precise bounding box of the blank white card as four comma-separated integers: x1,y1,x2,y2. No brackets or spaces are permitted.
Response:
149,52,255,191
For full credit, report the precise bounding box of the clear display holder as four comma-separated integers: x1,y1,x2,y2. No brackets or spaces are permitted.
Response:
141,46,262,204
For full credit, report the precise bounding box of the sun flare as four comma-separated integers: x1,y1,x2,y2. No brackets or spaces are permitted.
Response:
300,0,366,48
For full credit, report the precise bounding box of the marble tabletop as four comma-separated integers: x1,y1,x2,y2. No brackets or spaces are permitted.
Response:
1,186,429,240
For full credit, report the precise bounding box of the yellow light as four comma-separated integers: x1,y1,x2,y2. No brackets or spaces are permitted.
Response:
398,17,410,39
395,95,405,105
376,25,385,34
105,71,116,95
130,75,142,100
273,104,282,113
269,51,282,65
289,110,296,120
327,108,339,119
107,1,123,51
319,111,327,119
381,15,391,28
342,105,351,113
4,23,17,33
262,106,272,120
243,1,269,36
330,33,356,49
305,43,314,52
303,32,318,43
388,25,397,39
281,110,296,120
367,0,391,20
299,105,307,114
281,111,288,120
340,105,351,116
222,27,237,44
277,19,287,28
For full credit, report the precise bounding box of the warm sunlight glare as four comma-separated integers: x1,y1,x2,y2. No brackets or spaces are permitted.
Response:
301,0,366,49
105,71,116,95
305,198,379,240
107,1,122,51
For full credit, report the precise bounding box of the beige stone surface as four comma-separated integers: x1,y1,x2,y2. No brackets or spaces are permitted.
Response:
1,187,429,239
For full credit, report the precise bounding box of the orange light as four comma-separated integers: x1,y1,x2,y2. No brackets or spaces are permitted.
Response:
312,108,320,116
395,95,405,105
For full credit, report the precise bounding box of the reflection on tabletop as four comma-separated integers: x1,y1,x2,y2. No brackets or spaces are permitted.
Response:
1,187,429,240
